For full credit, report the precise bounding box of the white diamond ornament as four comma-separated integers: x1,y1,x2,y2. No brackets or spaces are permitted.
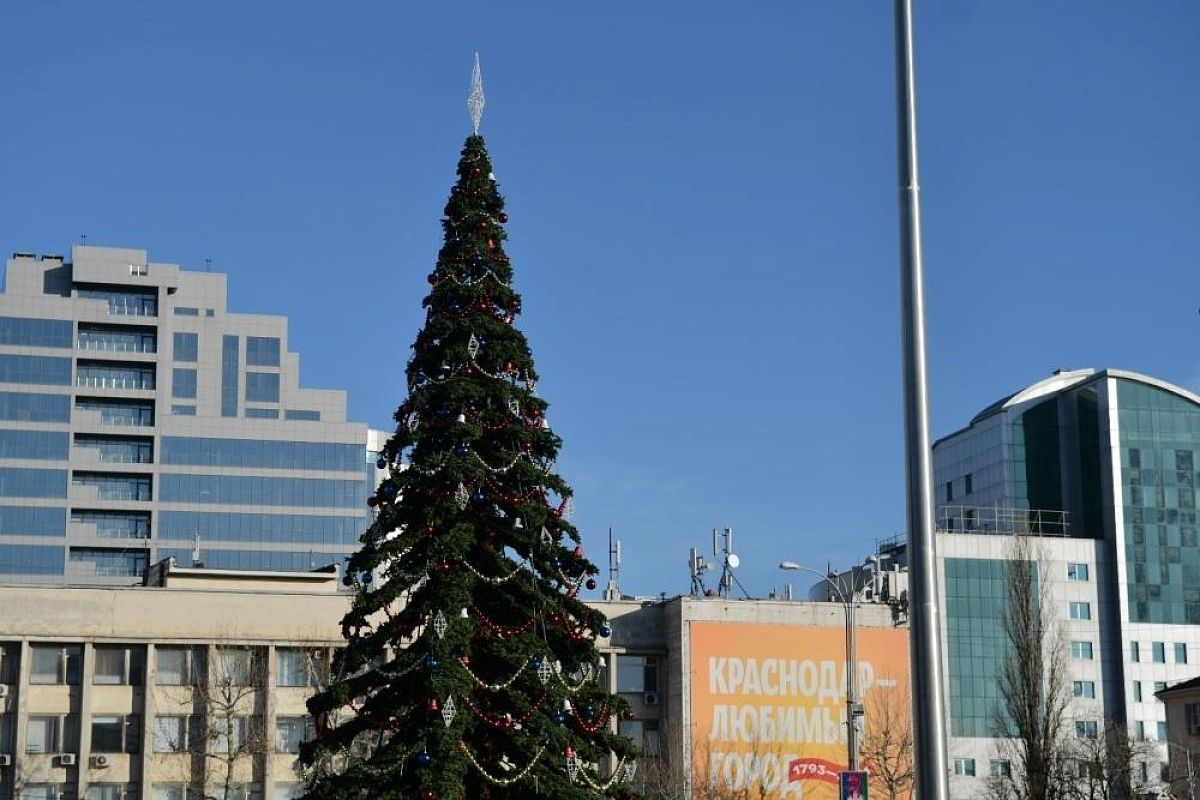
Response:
566,754,581,782
432,610,448,639
626,760,637,781
540,526,553,545
537,658,552,685
455,483,469,510
467,334,480,359
441,696,457,727
507,398,520,417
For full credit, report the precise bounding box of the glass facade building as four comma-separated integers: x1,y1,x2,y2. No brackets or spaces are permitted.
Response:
0,246,379,584
932,368,1200,793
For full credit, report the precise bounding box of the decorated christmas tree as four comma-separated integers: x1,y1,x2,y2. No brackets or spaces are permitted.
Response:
300,59,641,800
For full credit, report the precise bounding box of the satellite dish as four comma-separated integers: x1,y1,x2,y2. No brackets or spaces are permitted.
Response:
727,553,741,569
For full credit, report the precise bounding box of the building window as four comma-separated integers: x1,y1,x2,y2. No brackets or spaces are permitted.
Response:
964,473,973,495
284,409,320,422
277,649,318,687
1175,643,1188,664
214,648,255,686
1066,563,1089,581
87,783,139,800
1076,720,1099,739
26,715,63,753
245,372,280,403
246,337,281,367
274,784,302,800
94,646,144,685
617,718,661,757
30,644,81,684
989,760,1011,777
1133,682,1143,702
1070,641,1094,660
173,332,198,362
157,646,204,685
953,758,976,776
1152,642,1166,663
1155,681,1167,693
154,715,190,753
275,716,314,753
171,404,196,416
1186,702,1200,735
616,655,659,693
1069,601,1091,620
1158,721,1168,742
1073,680,1096,699
245,407,279,419
214,716,248,753
945,481,954,502
91,714,139,753
1131,641,1140,662
221,336,239,417
172,368,198,399
152,786,188,800
25,786,72,800
1134,720,1146,740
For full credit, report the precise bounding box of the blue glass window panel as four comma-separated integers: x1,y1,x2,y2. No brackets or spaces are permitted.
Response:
75,399,154,426
70,510,150,538
160,438,364,471
159,474,366,508
172,368,197,399
76,362,155,390
0,468,66,498
171,405,197,416
246,337,281,367
78,288,157,316
0,392,70,422
158,548,350,573
69,547,147,577
173,307,199,316
0,430,69,460
71,473,151,501
246,407,279,419
284,410,320,422
77,326,156,354
245,372,280,403
0,506,65,536
158,510,364,545
73,436,152,464
0,544,63,575
173,332,198,362
221,336,239,417
0,317,72,348
0,354,71,386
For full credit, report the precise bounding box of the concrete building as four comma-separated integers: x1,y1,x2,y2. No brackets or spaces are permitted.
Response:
0,561,348,800
0,563,906,800
0,245,382,585
822,368,1200,796
1155,676,1200,797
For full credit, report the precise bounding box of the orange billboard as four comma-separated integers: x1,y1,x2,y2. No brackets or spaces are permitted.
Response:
689,621,910,799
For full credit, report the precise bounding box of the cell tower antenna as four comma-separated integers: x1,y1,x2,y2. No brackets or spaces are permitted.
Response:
604,527,623,601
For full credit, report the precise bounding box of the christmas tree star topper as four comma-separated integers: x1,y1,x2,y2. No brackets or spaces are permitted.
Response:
468,52,485,135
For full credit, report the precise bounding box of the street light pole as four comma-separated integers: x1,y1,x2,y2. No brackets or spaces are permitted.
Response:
780,561,861,771
893,1,951,799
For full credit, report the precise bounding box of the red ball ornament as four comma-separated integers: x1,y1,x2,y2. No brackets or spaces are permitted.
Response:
428,698,439,711
427,272,438,285
438,561,452,573
472,167,481,175
425,525,436,535
574,546,584,557
565,746,575,758
487,239,495,250
586,578,597,591
505,361,515,373
478,221,487,230
498,212,509,223
421,789,437,800
460,655,470,665
522,441,532,451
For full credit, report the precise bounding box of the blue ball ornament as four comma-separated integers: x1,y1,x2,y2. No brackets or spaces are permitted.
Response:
472,490,486,504
455,444,470,456
552,712,566,725
376,458,387,469
530,656,543,669
417,750,433,767
425,655,439,669
599,625,612,637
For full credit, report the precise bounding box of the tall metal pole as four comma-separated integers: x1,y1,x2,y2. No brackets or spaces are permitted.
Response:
845,595,859,771
893,2,950,800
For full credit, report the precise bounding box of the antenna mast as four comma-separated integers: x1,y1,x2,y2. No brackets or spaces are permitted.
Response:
604,528,623,601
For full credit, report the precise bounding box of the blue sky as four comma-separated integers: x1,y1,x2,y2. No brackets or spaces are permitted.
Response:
2,2,1198,598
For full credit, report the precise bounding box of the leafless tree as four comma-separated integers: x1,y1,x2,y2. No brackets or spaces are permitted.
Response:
158,645,270,800
1165,739,1199,800
859,680,913,800
989,535,1073,800
1060,721,1158,800
633,729,776,800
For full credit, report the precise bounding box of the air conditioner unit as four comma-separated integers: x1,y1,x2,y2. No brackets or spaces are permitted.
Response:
0,684,9,698
643,692,660,706
58,753,76,766
91,754,111,768
0,754,11,767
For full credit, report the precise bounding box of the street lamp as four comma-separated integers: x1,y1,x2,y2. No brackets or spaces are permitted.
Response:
779,560,864,771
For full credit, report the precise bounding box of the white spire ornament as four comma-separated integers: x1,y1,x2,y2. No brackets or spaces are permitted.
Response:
467,53,486,135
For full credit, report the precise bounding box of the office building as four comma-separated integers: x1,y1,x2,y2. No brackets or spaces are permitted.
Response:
0,245,381,585
822,368,1200,795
